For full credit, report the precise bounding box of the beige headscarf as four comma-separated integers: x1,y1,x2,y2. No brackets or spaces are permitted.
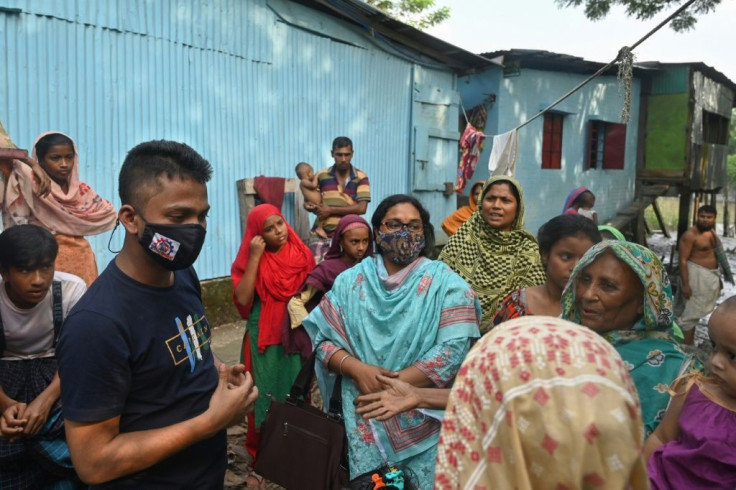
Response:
435,316,648,489
3,131,117,235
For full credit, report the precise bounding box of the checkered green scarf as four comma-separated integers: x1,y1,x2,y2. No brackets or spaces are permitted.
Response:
439,175,546,332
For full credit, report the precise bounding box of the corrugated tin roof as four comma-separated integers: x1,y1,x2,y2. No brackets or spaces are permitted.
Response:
484,50,736,99
481,49,624,76
1,0,466,279
292,0,498,72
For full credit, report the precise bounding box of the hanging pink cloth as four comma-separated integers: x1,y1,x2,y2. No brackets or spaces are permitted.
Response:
454,123,485,193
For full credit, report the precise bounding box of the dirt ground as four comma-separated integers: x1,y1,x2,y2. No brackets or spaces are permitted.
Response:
225,424,287,489
224,423,252,489
213,322,285,489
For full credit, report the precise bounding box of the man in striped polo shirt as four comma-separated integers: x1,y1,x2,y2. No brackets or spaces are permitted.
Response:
307,136,371,262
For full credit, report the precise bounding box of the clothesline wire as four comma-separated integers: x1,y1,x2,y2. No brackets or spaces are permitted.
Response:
467,0,699,137
460,100,469,125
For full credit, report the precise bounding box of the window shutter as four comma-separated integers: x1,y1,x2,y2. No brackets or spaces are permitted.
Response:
586,121,597,169
542,113,562,169
602,123,626,170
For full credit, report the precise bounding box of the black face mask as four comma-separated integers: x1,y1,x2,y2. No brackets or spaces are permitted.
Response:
138,222,206,271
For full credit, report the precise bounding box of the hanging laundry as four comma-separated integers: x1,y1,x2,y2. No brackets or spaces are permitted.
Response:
454,123,486,193
488,129,518,177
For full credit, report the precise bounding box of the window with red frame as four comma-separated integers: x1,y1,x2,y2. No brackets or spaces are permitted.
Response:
587,120,626,170
542,113,563,169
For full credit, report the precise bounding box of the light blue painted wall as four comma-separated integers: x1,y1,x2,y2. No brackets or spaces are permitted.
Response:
0,0,460,278
461,68,641,236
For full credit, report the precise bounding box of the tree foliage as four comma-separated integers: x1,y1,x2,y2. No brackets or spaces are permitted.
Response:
366,0,450,30
556,0,720,31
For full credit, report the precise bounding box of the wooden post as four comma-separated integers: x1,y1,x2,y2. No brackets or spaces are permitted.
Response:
677,187,691,242
643,213,652,236
651,199,671,238
292,187,311,241
236,180,255,237
724,184,731,237
693,193,701,223
635,212,648,247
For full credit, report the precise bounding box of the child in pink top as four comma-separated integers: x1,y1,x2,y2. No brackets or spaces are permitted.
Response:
644,296,736,489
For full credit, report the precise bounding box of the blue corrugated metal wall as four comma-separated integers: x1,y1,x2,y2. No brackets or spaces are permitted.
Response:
1,0,458,279
410,65,460,244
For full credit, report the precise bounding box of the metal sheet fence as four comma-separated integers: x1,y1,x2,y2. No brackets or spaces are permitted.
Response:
0,0,455,278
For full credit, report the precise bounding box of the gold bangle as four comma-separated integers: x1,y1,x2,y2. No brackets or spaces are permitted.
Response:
337,353,352,376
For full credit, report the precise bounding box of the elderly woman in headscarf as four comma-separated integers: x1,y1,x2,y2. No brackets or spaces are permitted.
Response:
435,316,648,489
561,240,696,436
439,175,546,332
441,181,483,237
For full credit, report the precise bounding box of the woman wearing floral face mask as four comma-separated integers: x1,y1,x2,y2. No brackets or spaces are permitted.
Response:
303,195,481,489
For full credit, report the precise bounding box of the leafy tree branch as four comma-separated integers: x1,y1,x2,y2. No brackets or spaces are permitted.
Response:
366,0,450,29
555,0,720,31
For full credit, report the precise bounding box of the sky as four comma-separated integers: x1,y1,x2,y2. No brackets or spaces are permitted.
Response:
426,0,736,83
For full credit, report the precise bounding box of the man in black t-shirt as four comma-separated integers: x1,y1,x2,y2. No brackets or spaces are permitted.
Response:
57,141,258,488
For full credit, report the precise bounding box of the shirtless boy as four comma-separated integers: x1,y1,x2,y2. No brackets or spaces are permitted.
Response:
678,205,722,345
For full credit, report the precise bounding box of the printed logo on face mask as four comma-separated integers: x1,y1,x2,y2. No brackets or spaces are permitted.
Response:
138,222,206,271
149,232,181,261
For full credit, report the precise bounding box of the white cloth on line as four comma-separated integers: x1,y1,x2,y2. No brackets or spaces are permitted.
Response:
488,129,518,177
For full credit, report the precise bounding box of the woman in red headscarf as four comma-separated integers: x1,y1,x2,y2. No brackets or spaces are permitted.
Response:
231,204,315,484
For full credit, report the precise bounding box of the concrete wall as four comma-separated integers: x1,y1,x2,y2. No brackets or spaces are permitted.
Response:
461,67,641,235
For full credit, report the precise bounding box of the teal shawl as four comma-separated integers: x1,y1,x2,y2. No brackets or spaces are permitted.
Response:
561,240,695,436
303,256,480,479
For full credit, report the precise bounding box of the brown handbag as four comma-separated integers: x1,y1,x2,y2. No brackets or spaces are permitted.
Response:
254,351,348,489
